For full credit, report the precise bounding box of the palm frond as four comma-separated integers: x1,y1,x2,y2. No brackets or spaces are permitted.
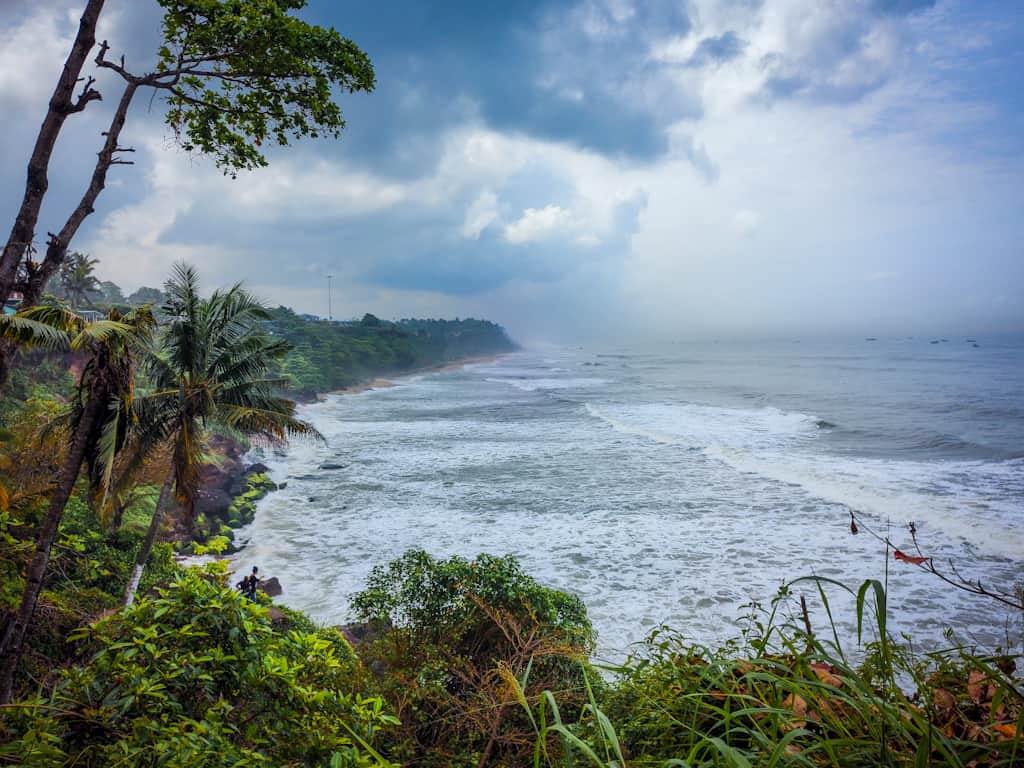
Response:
216,403,322,444
0,315,72,351
15,304,84,333
68,320,135,351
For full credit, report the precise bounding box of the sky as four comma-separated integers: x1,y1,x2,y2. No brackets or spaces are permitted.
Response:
0,0,1022,342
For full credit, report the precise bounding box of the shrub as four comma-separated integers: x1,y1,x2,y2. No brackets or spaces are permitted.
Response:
597,579,1024,767
3,569,397,767
350,550,595,767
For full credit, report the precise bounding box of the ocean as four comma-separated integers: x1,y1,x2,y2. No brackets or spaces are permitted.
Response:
236,337,1024,661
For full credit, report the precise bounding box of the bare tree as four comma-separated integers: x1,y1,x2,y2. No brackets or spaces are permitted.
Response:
0,0,106,383
0,0,375,384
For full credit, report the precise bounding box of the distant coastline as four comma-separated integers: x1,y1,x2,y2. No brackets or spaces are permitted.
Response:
326,353,507,397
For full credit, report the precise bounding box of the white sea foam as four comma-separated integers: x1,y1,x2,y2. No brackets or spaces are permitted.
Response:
584,402,818,451
706,447,1024,561
237,345,1024,660
486,376,609,392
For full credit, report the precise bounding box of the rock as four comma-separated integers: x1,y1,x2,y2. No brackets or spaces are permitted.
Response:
288,389,320,404
318,462,347,470
337,619,392,648
246,462,270,475
267,606,288,626
195,488,233,521
260,576,283,597
278,481,287,489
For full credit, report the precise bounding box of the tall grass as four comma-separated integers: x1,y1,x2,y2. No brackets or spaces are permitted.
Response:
510,577,1023,767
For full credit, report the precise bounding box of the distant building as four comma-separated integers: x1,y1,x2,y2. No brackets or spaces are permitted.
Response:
77,309,105,323
298,313,321,322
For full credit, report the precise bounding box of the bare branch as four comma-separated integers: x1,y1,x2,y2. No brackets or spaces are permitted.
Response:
847,509,1023,611
95,39,136,83
69,76,101,113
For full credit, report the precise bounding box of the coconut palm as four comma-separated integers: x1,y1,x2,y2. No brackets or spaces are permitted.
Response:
122,263,318,605
0,304,155,703
60,252,102,307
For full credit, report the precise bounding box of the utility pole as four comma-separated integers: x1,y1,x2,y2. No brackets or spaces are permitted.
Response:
326,273,332,321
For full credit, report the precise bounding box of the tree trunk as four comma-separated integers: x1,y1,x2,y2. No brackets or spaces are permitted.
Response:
123,470,174,607
20,80,140,311
0,0,105,310
112,496,125,530
0,399,98,704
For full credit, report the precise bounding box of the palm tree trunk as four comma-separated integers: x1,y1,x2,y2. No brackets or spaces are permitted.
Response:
0,401,98,704
123,469,174,606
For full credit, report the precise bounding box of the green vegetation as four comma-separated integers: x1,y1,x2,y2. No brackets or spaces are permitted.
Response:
3,569,395,767
22,262,518,398
350,550,594,767
226,472,278,531
267,307,517,394
0,0,376,381
0,304,156,702
120,264,318,605
0,262,1020,766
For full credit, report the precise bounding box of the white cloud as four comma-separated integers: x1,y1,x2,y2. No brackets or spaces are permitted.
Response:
504,205,573,244
0,6,74,109
461,189,499,239
53,0,1023,337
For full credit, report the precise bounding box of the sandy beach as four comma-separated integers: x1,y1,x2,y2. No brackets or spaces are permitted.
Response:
328,354,506,397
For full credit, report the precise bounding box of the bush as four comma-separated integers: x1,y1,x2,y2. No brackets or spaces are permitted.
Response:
3,569,397,767
597,579,1024,767
350,550,595,767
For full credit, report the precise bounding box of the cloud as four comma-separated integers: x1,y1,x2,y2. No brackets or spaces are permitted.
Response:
504,205,573,244
0,5,74,109
687,31,747,67
1,0,1021,340
461,189,499,239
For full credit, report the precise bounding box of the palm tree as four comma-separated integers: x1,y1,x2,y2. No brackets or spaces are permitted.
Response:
123,263,318,605
0,304,155,703
60,252,102,307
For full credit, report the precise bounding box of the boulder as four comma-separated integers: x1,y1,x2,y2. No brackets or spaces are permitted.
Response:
267,606,288,626
260,576,283,597
318,462,347,470
337,619,392,648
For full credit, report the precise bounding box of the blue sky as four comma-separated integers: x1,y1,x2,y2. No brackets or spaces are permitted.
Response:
0,0,1021,341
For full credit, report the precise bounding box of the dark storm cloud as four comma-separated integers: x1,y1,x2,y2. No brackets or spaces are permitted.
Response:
300,0,694,170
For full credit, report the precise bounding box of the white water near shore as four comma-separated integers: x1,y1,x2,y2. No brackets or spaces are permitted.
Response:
235,340,1024,661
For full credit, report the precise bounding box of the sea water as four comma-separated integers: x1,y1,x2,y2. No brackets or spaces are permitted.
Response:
236,337,1024,661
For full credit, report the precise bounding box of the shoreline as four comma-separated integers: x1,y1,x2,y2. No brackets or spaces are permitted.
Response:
323,353,507,399
223,351,511,569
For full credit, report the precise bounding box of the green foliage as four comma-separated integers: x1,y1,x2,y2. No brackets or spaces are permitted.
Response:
58,252,101,307
224,471,277,529
157,0,375,174
0,356,74,424
351,550,594,767
126,263,318,544
266,306,517,393
353,551,592,648
0,494,183,698
125,285,165,306
3,570,397,767
595,579,1024,767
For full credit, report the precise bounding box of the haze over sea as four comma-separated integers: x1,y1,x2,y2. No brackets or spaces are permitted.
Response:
238,337,1023,660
